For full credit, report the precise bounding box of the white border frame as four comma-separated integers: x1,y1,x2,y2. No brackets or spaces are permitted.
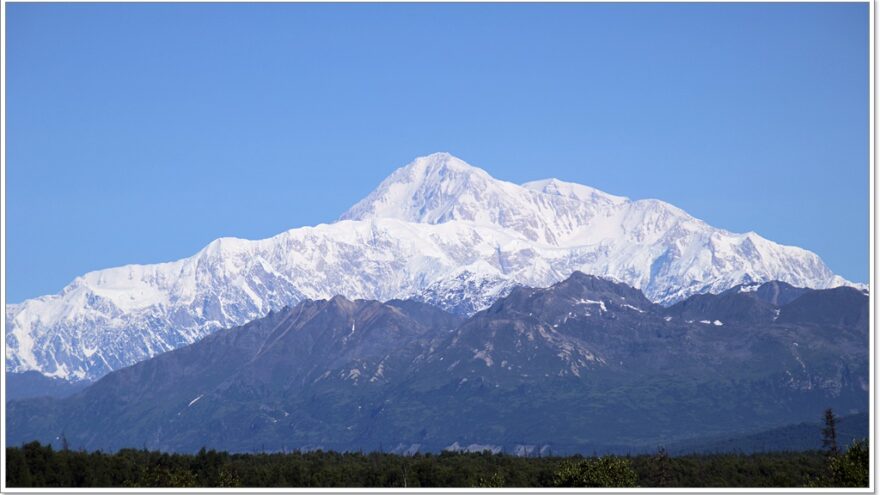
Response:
0,1,874,493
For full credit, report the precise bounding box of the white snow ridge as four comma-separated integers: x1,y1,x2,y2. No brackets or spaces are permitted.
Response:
5,152,860,382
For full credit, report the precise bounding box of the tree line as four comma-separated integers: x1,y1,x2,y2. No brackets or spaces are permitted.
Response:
6,410,867,488
5,442,866,488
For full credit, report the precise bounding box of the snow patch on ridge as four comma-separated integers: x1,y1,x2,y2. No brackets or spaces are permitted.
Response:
575,298,607,312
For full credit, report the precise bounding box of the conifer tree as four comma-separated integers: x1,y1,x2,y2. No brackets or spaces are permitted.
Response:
822,408,839,456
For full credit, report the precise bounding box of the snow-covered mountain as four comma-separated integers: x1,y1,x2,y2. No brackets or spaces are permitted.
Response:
342,153,855,302
5,152,859,382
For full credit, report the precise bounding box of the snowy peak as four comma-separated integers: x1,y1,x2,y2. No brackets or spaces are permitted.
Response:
340,152,494,225
341,153,631,245
521,178,627,207
412,151,489,177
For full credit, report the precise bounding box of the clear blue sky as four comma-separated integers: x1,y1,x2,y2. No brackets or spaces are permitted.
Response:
6,3,869,303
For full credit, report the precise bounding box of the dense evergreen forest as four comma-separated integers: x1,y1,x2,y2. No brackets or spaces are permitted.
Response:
6,439,868,488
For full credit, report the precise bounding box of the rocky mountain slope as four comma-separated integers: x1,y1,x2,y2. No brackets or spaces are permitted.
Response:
7,274,867,454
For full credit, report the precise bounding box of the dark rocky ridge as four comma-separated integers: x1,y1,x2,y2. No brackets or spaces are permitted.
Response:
7,274,868,455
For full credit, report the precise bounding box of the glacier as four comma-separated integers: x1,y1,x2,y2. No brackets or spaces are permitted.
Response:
5,152,859,382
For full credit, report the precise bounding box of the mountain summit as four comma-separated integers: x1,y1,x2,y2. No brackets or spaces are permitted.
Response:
6,153,859,382
341,152,628,245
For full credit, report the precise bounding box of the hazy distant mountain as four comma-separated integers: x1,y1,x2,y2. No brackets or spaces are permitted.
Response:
665,412,868,455
6,153,860,382
7,273,867,454
5,371,90,402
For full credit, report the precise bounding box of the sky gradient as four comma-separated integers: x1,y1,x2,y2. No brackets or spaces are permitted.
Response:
6,3,870,303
